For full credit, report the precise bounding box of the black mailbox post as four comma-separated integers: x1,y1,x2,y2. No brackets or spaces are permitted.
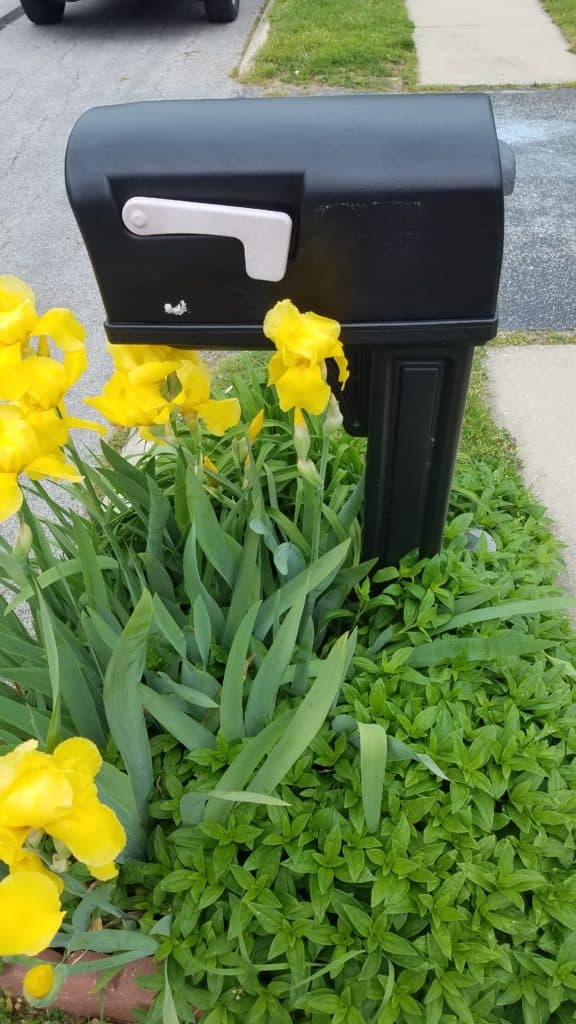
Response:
66,94,514,566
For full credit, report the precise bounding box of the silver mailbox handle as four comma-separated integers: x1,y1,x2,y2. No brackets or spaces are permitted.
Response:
122,197,293,283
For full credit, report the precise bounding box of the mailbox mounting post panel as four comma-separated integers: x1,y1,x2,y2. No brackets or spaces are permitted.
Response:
66,94,514,567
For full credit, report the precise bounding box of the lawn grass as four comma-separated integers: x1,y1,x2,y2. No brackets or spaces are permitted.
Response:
243,0,416,92
460,351,519,470
461,331,576,469
541,0,576,50
493,330,576,347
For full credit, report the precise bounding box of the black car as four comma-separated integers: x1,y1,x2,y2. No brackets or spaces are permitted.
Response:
20,0,239,23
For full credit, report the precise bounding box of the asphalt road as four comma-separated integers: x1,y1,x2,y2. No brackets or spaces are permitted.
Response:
0,6,574,430
0,0,263,420
493,89,576,332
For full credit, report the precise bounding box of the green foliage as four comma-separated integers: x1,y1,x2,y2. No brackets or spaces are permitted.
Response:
0,361,367,852
126,375,576,1023
2,358,576,1023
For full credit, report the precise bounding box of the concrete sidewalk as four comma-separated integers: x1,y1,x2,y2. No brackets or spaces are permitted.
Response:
487,345,576,590
406,0,576,85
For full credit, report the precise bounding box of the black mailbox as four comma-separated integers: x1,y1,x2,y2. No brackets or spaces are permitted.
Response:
66,94,514,566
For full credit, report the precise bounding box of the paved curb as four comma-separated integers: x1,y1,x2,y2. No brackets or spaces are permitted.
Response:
238,0,273,77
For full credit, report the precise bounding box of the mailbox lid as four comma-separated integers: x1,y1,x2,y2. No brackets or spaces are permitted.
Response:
66,94,505,346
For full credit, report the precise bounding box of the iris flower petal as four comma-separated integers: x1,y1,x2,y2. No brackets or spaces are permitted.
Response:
0,872,64,956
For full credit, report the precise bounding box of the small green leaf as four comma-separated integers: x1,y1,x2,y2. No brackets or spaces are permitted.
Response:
408,634,552,668
202,711,295,825
140,685,215,752
193,596,212,669
97,762,147,859
72,515,114,624
162,962,180,1024
151,674,218,710
198,790,291,807
186,467,240,585
273,542,305,580
387,736,449,781
153,595,186,659
298,991,340,1014
245,584,307,736
103,591,154,824
358,722,388,833
223,527,261,648
66,931,158,955
146,479,171,562
436,595,576,634
37,593,61,753
250,631,355,795
183,525,225,642
255,540,350,640
220,601,261,744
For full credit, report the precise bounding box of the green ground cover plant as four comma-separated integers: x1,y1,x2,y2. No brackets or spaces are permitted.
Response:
243,0,416,92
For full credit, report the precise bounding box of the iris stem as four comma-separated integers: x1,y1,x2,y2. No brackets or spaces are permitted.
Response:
310,432,330,565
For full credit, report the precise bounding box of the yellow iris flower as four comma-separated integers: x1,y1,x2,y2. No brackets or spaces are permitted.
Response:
0,275,88,464
23,963,55,1000
0,405,82,522
0,277,94,521
47,738,126,876
0,872,64,956
106,342,198,381
87,343,241,437
247,409,265,443
10,850,65,895
85,372,173,428
0,825,29,866
174,361,241,436
32,308,85,353
0,738,126,882
51,736,103,777
84,342,187,428
0,276,37,350
0,277,86,387
47,792,125,875
263,299,348,417
88,861,120,881
0,349,88,410
0,755,73,830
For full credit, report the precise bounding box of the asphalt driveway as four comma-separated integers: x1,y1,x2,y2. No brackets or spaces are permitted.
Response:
493,88,576,332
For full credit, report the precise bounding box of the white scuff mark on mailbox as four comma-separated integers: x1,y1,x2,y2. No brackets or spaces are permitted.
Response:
316,199,422,217
164,300,188,317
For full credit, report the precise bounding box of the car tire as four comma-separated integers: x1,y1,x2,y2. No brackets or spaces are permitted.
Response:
20,0,65,23
204,0,239,23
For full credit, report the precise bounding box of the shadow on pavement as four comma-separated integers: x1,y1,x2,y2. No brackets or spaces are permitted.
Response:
31,0,214,35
